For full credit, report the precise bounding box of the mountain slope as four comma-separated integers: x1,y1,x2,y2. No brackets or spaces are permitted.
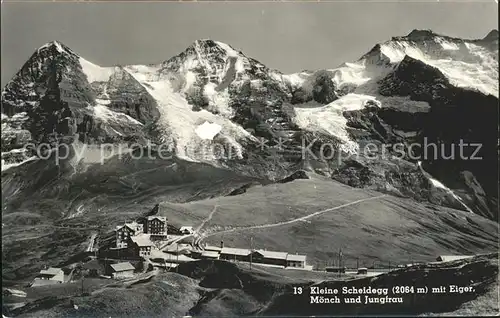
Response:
1,30,498,219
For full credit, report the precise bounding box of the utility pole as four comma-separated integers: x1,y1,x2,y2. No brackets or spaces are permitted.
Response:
176,244,179,273
338,248,342,278
250,236,253,270
81,276,84,296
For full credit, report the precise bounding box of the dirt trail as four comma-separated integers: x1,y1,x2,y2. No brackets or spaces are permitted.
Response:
201,194,387,239
195,205,218,233
86,233,98,252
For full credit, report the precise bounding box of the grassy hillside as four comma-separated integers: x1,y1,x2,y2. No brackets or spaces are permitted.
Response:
1,151,264,283
158,175,497,267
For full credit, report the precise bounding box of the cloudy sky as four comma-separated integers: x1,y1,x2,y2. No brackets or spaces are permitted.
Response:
1,1,498,85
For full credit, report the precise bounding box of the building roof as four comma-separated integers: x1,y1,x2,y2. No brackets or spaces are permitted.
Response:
131,234,153,247
220,247,251,256
163,243,191,253
286,254,307,262
116,221,143,231
127,221,143,228
253,250,288,260
436,255,473,262
201,251,220,258
180,226,194,232
31,279,62,287
147,216,167,223
204,245,222,252
110,262,135,272
152,251,196,262
39,267,63,276
116,224,133,232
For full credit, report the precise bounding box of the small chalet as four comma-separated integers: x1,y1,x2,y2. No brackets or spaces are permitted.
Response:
179,226,194,235
436,255,473,262
130,234,154,258
219,247,251,262
251,250,288,267
286,254,307,268
200,251,220,260
204,245,223,253
108,262,135,279
116,221,144,248
31,267,64,287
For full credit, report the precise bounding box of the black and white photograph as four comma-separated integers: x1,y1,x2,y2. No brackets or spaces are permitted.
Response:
1,1,498,317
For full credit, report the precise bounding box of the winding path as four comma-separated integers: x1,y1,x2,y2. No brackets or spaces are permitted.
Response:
195,205,219,233
200,194,387,240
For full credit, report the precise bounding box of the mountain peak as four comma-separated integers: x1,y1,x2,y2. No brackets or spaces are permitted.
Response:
406,29,438,39
38,40,65,51
191,39,241,56
36,40,76,56
483,29,499,41
161,38,245,74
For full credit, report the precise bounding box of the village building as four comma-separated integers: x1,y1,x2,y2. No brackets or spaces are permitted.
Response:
179,226,194,235
200,251,220,260
115,221,144,248
145,216,167,237
286,254,307,268
325,266,346,273
163,243,192,255
204,245,223,253
436,255,473,262
107,262,135,279
219,247,251,262
203,243,308,269
130,234,154,258
31,267,65,287
251,250,288,267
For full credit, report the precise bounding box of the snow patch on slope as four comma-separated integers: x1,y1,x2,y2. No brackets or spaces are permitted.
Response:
435,37,460,51
79,58,114,83
293,94,378,154
195,121,222,140
417,161,474,213
203,83,233,117
292,92,431,153
92,105,143,126
215,41,247,75
282,72,309,89
215,41,239,57
1,156,37,172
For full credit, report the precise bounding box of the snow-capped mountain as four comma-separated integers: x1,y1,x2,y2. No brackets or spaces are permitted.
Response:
1,29,498,220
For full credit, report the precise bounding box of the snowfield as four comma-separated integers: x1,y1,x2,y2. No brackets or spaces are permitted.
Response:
124,65,254,163
195,121,222,140
79,57,114,83
92,105,144,126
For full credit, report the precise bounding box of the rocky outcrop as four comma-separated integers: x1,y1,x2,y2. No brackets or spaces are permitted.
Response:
291,70,338,104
